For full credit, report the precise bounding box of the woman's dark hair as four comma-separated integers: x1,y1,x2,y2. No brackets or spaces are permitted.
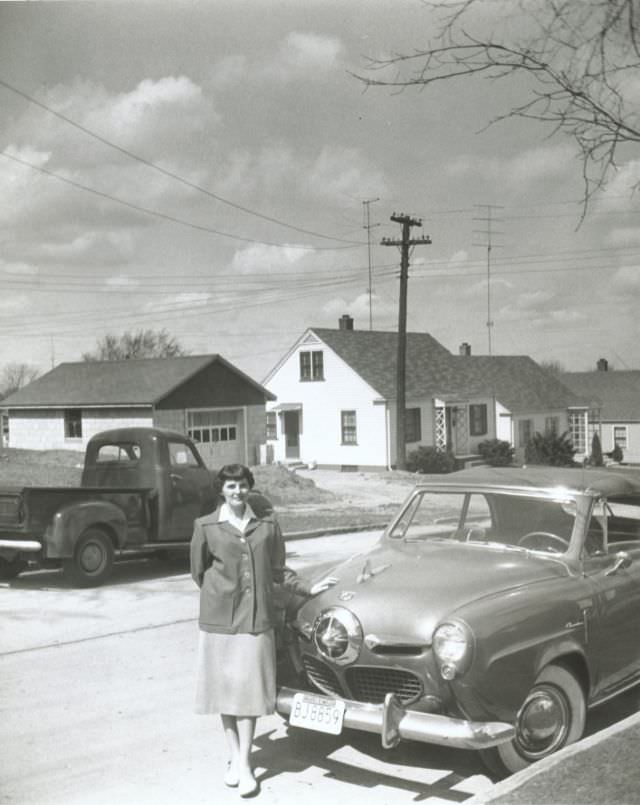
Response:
216,464,255,489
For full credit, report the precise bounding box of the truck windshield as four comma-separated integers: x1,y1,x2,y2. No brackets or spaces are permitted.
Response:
389,490,576,554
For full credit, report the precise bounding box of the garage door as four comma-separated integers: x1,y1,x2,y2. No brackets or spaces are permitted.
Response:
187,409,244,468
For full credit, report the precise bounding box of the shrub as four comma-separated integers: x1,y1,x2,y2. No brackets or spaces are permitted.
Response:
477,439,514,467
590,433,604,466
608,444,624,463
525,430,577,467
406,445,456,474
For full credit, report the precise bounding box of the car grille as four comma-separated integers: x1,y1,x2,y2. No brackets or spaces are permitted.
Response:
302,655,344,698
346,666,423,704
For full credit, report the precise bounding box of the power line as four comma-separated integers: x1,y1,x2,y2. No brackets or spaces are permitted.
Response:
362,198,380,329
0,76,362,246
1,150,358,251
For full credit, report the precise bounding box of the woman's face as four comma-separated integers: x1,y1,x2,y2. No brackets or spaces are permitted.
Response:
221,478,251,507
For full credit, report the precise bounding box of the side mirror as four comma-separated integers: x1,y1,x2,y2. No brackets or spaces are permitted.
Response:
605,551,632,576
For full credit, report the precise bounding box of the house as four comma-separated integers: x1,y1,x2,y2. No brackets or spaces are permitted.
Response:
561,359,640,464
1,354,275,466
262,315,588,470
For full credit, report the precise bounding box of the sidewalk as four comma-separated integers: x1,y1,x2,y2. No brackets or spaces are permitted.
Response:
467,710,640,805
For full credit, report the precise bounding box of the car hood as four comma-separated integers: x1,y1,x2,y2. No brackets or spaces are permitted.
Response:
297,539,570,644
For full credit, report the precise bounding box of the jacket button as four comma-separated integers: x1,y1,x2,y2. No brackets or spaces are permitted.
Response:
243,571,250,578
241,553,249,560
244,588,251,594
239,537,247,543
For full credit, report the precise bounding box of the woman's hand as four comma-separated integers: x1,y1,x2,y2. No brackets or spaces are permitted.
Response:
309,576,339,596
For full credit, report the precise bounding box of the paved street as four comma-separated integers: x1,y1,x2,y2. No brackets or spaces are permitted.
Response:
0,530,492,805
2,530,638,805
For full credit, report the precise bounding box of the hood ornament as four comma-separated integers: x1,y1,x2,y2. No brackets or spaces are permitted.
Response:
357,559,391,584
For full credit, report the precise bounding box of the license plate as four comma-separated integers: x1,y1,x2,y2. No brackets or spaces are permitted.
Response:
289,692,345,735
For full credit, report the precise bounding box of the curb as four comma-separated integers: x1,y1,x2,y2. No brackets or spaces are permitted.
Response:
465,709,640,805
283,523,387,541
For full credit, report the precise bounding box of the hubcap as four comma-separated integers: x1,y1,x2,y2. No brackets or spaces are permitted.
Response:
80,541,106,574
515,684,569,760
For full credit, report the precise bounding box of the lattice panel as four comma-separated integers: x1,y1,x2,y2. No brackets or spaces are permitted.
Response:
434,405,446,451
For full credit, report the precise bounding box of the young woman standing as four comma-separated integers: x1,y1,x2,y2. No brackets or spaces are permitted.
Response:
190,464,336,797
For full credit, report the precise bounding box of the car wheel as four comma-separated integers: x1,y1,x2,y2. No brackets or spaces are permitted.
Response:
0,556,27,581
63,528,115,587
481,664,586,778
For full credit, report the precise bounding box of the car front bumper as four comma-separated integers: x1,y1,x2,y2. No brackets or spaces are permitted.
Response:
276,686,515,750
0,539,42,552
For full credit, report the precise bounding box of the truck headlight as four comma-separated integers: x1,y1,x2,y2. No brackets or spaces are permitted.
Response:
433,621,473,680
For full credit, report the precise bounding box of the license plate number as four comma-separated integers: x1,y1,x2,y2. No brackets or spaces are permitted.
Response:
289,692,345,735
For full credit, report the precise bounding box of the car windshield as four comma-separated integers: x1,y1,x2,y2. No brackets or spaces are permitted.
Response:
388,489,577,554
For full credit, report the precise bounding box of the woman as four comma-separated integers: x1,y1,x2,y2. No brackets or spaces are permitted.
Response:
190,463,336,797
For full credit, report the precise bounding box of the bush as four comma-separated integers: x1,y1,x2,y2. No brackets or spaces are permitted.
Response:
525,431,577,467
477,439,514,467
590,433,604,466
608,444,624,463
406,445,456,474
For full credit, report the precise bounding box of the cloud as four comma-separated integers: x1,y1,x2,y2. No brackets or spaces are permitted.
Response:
230,243,308,273
266,32,344,81
612,265,640,292
323,292,395,320
447,143,575,185
307,146,387,204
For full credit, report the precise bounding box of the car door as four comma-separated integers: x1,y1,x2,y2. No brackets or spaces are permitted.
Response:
582,499,640,694
165,439,213,541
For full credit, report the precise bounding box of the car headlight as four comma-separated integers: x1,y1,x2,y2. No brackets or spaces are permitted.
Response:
313,607,363,666
433,621,474,680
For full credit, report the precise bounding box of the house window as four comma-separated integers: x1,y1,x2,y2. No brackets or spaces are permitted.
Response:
266,411,277,440
64,409,82,439
300,350,324,381
341,410,357,445
518,419,533,448
545,416,559,436
405,408,422,443
568,411,587,454
613,426,628,449
469,404,488,436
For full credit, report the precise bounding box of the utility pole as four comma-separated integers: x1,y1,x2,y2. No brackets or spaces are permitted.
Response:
382,213,432,470
362,198,380,330
473,205,503,355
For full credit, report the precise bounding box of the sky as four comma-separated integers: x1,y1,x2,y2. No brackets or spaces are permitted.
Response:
0,0,638,385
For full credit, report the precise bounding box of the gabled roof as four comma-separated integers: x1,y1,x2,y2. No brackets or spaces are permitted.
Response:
560,370,640,422
1,354,275,408
310,328,458,399
306,328,585,411
455,355,587,412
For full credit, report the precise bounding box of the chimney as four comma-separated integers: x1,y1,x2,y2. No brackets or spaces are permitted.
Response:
597,358,608,372
459,342,471,356
339,314,354,331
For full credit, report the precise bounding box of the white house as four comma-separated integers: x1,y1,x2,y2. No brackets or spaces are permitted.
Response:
263,316,589,470
561,360,640,464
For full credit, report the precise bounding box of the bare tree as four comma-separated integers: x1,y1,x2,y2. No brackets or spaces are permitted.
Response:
82,329,188,361
539,359,566,376
0,363,40,400
357,0,640,212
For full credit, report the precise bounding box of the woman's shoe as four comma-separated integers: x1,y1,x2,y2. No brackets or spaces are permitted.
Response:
238,771,258,798
224,763,239,788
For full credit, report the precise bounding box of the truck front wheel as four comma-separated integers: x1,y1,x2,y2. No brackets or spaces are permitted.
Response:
63,528,114,587
0,557,27,581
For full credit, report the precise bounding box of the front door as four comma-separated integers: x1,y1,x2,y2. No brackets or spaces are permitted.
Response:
284,411,300,459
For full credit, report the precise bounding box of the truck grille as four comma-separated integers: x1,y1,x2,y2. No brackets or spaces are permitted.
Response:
346,667,423,704
302,655,344,698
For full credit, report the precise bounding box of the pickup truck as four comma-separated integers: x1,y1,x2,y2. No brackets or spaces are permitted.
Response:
0,426,244,587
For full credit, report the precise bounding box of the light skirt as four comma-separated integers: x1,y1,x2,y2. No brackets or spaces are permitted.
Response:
194,629,276,716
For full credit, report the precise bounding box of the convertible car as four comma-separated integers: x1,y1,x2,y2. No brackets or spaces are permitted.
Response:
276,466,640,777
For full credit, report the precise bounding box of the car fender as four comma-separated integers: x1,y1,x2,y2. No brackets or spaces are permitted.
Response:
449,583,590,721
45,500,127,558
